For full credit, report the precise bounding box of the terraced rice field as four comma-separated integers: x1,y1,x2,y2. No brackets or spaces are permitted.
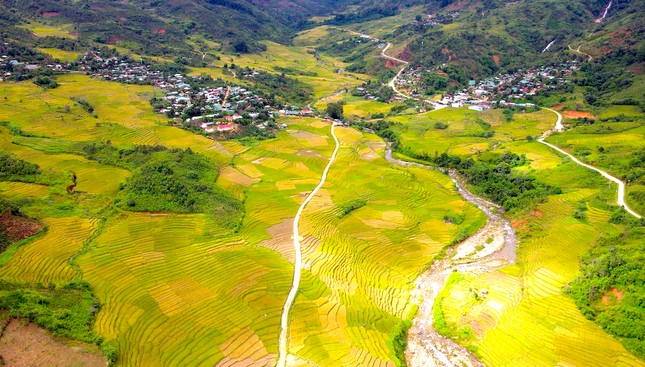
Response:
286,126,486,365
77,213,291,366
2,68,642,367
0,217,97,286
0,75,232,165
433,150,644,367
215,41,367,99
18,22,77,39
389,107,554,156
315,94,399,119
545,119,645,214
37,48,81,62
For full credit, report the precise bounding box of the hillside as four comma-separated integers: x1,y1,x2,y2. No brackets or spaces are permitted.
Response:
0,0,356,58
0,0,644,366
311,0,644,93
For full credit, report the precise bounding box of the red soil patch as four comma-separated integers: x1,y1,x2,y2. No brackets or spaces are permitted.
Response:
563,110,594,119
0,319,106,367
628,63,645,74
533,210,542,217
601,288,625,305
154,28,167,35
492,54,500,67
42,11,61,18
396,47,412,62
446,1,467,11
0,211,43,243
441,47,452,62
511,218,528,229
552,104,564,110
107,35,121,45
385,59,396,68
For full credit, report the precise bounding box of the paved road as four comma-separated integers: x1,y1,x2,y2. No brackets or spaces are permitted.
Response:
276,122,341,367
381,43,417,100
538,108,641,219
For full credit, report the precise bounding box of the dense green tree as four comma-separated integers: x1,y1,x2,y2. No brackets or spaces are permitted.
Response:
326,102,344,120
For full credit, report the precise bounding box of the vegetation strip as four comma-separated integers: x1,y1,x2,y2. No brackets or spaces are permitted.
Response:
276,122,340,367
539,109,642,219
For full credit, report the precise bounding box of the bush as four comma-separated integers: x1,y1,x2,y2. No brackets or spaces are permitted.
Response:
390,319,411,367
326,102,344,120
565,226,645,359
83,143,243,228
434,121,448,130
0,153,41,179
0,286,101,345
101,343,118,365
33,76,58,89
337,199,367,218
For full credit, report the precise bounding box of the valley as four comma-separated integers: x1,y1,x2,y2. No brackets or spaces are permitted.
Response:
0,0,643,366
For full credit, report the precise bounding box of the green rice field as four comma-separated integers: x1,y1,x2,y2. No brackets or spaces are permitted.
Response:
393,106,645,366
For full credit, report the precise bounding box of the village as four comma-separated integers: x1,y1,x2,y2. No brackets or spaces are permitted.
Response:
390,61,579,111
76,49,314,137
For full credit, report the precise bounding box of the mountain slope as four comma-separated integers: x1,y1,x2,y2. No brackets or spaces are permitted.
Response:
0,0,355,57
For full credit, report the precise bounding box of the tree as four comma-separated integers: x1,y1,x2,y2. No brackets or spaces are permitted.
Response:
233,41,249,54
326,102,344,120
33,76,58,89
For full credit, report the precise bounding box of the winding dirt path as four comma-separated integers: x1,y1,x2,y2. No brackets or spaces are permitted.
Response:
568,44,594,62
381,43,417,100
276,122,341,367
538,108,641,219
384,146,517,367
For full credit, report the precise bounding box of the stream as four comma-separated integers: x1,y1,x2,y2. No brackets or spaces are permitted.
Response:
384,145,518,367
595,1,613,23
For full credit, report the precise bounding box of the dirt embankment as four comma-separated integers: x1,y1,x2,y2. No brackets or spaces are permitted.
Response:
0,211,43,250
0,318,106,367
563,110,594,119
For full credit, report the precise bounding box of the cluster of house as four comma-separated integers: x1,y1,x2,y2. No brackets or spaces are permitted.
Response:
62,50,314,135
432,92,536,111
352,86,385,101
78,51,165,84
156,75,313,134
396,61,578,110
0,43,65,81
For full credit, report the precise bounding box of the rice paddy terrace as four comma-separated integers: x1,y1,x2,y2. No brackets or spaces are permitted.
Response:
0,74,487,366
1,26,644,367
389,105,645,367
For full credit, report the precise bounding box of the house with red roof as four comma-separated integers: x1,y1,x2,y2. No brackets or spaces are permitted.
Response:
217,123,234,132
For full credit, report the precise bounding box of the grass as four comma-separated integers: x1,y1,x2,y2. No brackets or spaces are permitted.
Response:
18,22,77,39
37,48,81,62
545,114,645,214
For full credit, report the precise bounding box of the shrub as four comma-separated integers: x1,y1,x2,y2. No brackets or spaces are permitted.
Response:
33,76,58,89
434,121,448,130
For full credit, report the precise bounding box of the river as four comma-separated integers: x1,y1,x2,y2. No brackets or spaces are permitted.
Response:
383,145,517,367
